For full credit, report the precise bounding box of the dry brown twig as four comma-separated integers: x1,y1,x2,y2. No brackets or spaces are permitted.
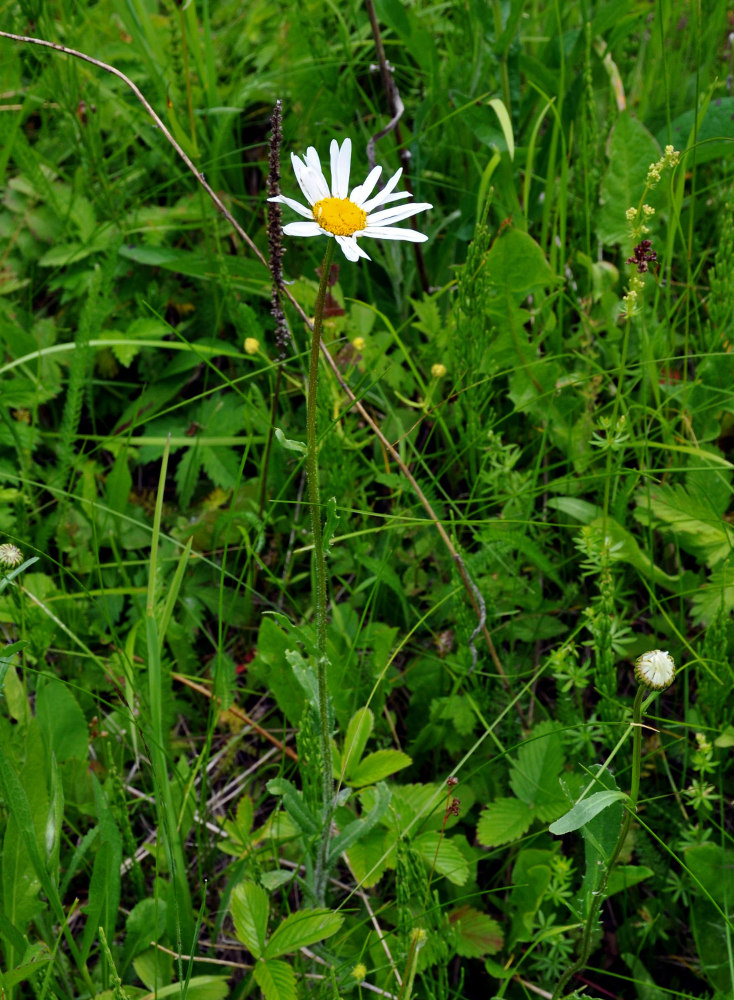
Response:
0,30,518,711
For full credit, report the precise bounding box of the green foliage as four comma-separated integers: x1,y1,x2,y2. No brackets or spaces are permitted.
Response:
0,0,732,998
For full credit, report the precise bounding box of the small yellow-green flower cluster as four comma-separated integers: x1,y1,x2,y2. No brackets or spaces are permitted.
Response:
622,272,645,316
431,362,447,379
350,963,367,982
646,144,680,187
626,202,656,238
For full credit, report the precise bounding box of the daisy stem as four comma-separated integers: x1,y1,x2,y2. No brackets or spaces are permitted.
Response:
552,684,646,1000
307,237,336,902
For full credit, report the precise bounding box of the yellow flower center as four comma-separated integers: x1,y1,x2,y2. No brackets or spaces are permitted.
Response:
312,197,367,236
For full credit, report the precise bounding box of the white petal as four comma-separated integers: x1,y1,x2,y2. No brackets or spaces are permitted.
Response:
335,234,371,261
283,221,323,237
330,140,340,196
350,165,382,206
360,166,404,212
361,225,429,242
367,202,432,226
335,138,352,198
268,194,313,219
292,152,329,204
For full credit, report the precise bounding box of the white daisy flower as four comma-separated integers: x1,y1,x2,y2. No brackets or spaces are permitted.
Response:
268,137,432,263
634,649,675,690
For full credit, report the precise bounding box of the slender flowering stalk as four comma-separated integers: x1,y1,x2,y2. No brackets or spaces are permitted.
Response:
273,137,431,902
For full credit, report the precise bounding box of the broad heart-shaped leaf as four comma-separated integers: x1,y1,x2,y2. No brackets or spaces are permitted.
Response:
597,112,662,246
413,832,469,886
264,908,343,959
448,905,504,958
348,749,412,787
509,721,567,821
549,790,626,836
231,881,269,959
483,227,554,301
254,959,297,1000
477,797,533,848
340,707,374,779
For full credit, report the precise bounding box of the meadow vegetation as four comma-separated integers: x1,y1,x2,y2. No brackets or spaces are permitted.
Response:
1,1,734,998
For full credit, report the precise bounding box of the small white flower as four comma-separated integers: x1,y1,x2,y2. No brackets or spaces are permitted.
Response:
269,137,432,263
635,649,675,690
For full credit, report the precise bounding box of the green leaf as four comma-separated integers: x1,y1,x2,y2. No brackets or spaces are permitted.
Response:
549,790,626,836
414,832,470,886
231,881,269,959
508,849,553,945
249,618,306,726
607,865,653,897
345,828,393,888
254,959,297,1000
509,721,566,820
348,749,412,787
658,97,734,166
477,798,533,848
340,707,374,779
35,676,88,762
264,908,343,959
685,843,734,907
484,227,554,300
266,778,320,837
635,483,734,567
327,782,391,864
120,898,168,976
597,112,661,245
449,905,504,958
274,427,307,454
80,775,122,961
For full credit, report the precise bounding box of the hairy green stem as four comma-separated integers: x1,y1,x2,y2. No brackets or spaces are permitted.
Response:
552,685,645,1000
308,238,336,903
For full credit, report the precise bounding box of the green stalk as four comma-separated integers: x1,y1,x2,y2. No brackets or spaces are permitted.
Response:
552,685,646,1000
308,238,336,903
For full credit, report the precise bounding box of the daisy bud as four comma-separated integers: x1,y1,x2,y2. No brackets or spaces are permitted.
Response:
0,543,23,569
634,649,675,690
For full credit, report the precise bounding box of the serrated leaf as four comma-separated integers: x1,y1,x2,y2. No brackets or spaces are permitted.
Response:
264,908,343,959
635,483,734,567
348,749,412,787
414,832,469,885
549,790,626,835
449,905,504,957
231,881,269,959
477,797,533,847
254,959,297,1000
